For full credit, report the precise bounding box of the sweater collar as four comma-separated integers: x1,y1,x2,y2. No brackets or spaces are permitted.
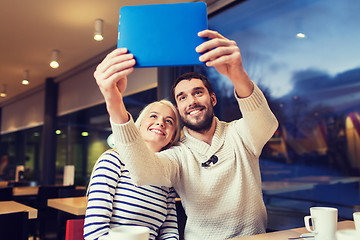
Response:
182,117,226,158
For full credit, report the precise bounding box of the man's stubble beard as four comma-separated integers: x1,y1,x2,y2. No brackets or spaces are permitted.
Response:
181,105,214,133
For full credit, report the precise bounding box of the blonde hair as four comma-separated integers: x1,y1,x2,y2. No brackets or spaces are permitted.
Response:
135,99,180,148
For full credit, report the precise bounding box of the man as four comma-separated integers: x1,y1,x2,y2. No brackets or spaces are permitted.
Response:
95,30,278,239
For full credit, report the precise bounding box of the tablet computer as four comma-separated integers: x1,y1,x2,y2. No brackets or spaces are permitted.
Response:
117,2,208,68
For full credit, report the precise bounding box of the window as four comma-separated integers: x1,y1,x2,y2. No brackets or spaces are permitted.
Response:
55,88,157,185
195,0,360,225
0,127,42,183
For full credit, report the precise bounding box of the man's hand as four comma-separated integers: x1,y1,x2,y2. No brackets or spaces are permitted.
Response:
196,30,253,97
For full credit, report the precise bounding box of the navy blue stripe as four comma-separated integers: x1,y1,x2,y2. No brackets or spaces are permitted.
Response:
167,213,177,218
110,215,159,229
104,152,125,166
87,205,112,212
114,201,166,217
161,226,179,231
163,220,178,224
89,190,114,198
117,180,168,198
137,185,168,198
97,158,122,170
165,205,176,211
87,197,112,204
147,185,169,194
112,210,163,226
90,182,116,190
95,166,120,178
162,236,179,240
83,224,108,238
113,207,164,225
114,193,167,210
118,180,135,186
85,214,111,220
120,175,131,180
92,174,117,183
116,185,167,202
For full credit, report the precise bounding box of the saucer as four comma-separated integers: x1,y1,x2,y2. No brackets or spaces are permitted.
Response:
300,233,315,239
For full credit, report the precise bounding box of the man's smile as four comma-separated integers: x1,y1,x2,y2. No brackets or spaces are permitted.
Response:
187,106,205,116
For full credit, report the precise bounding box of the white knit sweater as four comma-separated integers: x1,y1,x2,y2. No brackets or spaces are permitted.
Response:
111,84,278,240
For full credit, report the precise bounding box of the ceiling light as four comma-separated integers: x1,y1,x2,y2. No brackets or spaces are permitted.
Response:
296,32,306,38
50,50,60,68
22,70,29,85
0,84,7,98
94,19,104,41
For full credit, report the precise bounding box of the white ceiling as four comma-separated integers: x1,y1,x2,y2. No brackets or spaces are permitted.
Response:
0,0,229,106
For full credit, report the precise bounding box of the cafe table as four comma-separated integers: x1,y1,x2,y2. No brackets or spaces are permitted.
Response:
47,196,88,216
12,185,86,197
0,181,8,187
228,220,354,240
0,200,38,219
12,186,39,196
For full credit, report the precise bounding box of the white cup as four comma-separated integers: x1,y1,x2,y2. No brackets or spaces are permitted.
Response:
304,207,338,240
336,229,360,240
354,212,360,232
99,226,150,240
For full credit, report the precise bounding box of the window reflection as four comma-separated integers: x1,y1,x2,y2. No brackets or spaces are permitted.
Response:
196,0,360,224
55,88,157,185
0,127,42,184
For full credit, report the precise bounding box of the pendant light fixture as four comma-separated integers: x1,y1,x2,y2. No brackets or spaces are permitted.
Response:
0,84,7,98
94,19,104,41
22,70,30,85
50,50,60,68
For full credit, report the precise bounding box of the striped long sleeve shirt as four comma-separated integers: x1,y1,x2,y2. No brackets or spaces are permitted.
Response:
83,149,179,240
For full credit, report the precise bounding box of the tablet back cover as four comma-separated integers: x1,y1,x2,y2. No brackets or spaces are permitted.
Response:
118,2,208,67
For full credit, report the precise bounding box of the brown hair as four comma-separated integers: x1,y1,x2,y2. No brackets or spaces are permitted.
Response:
171,72,214,105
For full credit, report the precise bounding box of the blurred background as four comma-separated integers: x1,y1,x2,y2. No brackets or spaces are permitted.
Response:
1,0,359,235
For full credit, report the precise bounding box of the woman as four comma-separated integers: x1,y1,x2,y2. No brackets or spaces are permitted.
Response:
84,99,180,240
